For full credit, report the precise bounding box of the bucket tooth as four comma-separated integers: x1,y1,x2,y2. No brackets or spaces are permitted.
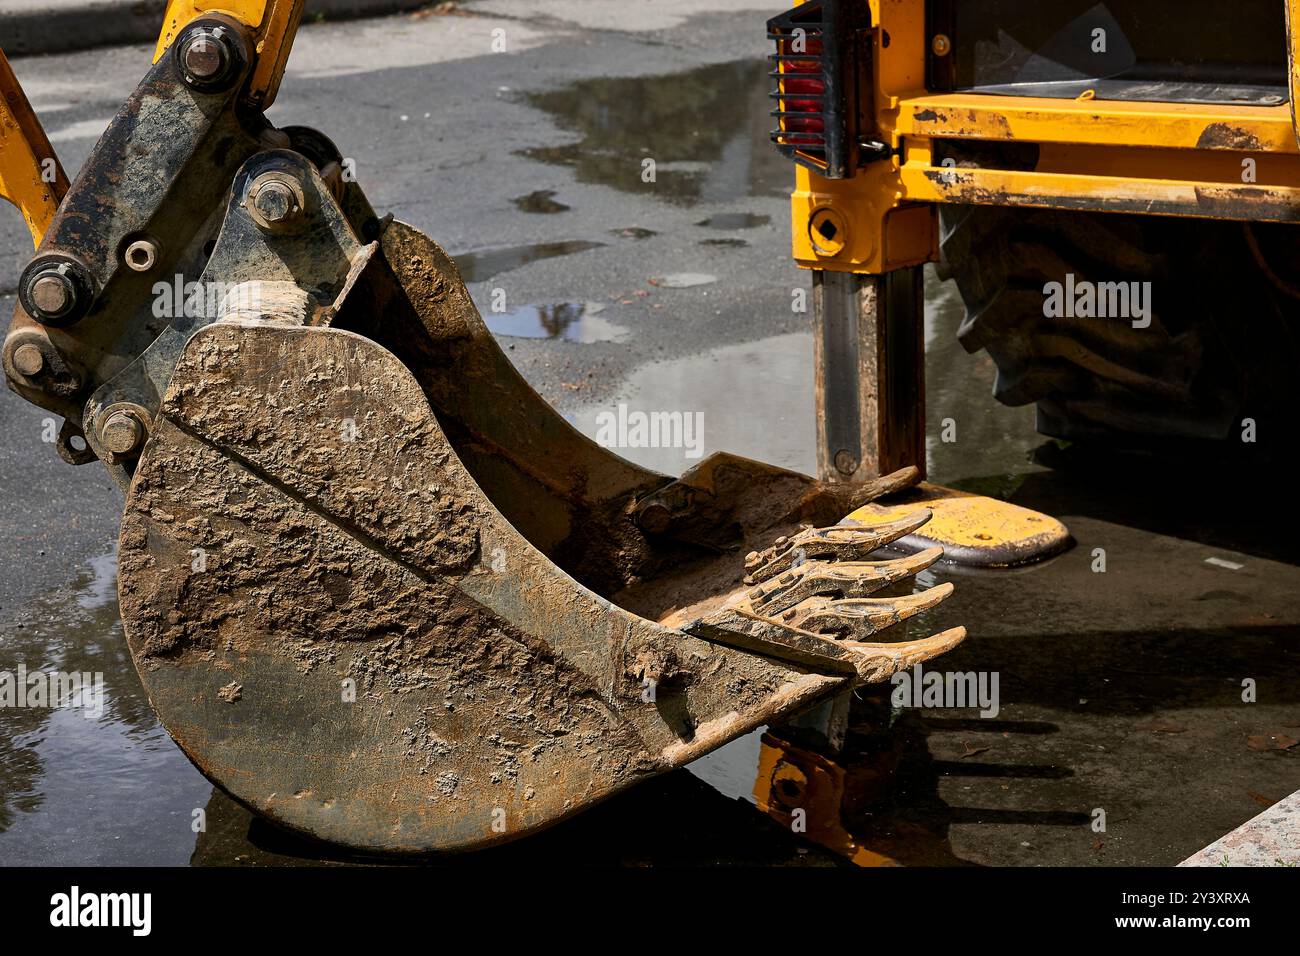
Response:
744,511,933,584
688,605,967,685
667,505,961,685
786,582,956,638
844,627,969,683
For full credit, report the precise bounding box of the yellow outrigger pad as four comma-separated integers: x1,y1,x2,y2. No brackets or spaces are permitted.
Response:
845,483,1071,568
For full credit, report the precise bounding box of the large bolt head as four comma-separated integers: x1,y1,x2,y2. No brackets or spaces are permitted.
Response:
29,273,74,318
183,35,226,80
11,343,46,378
100,410,145,456
19,256,94,327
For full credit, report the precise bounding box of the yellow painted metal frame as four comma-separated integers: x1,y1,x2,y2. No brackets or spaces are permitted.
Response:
754,732,897,867
1289,0,1300,151
0,0,304,248
154,0,304,109
0,50,69,248
793,0,1300,274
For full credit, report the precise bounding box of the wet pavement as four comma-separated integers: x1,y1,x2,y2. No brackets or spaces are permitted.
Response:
1,2,1297,867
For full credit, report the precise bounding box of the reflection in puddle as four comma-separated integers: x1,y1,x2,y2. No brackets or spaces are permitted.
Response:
512,189,570,214
454,239,603,283
521,60,790,206
696,212,770,229
484,302,628,343
77,550,118,611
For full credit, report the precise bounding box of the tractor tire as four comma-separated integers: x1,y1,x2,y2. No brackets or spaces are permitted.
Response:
936,206,1300,449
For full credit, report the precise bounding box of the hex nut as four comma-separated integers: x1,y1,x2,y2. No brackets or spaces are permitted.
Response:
254,183,296,222
177,27,239,91
247,174,306,231
20,257,94,327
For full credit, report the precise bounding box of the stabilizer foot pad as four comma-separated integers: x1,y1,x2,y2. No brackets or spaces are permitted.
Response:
845,482,1071,568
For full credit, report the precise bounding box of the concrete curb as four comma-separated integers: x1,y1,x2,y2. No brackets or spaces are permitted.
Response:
1179,788,1300,866
0,0,431,58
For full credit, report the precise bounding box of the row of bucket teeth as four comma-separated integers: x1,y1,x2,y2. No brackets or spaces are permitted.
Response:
745,547,944,615
721,510,966,681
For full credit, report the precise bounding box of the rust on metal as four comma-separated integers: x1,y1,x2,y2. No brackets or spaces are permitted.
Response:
1196,122,1265,151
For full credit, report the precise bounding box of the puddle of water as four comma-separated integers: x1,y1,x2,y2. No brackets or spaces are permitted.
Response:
568,332,815,477
521,60,791,206
454,239,604,284
696,212,770,229
75,551,118,612
651,272,718,288
512,189,570,214
0,548,212,864
484,302,628,343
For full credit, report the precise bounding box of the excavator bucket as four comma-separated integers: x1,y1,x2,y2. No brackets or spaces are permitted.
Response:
2,9,965,853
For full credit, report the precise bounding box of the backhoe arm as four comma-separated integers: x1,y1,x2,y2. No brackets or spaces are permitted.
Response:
0,49,68,248
0,1,299,253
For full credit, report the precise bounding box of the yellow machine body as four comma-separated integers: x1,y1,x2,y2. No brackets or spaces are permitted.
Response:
786,0,1300,274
